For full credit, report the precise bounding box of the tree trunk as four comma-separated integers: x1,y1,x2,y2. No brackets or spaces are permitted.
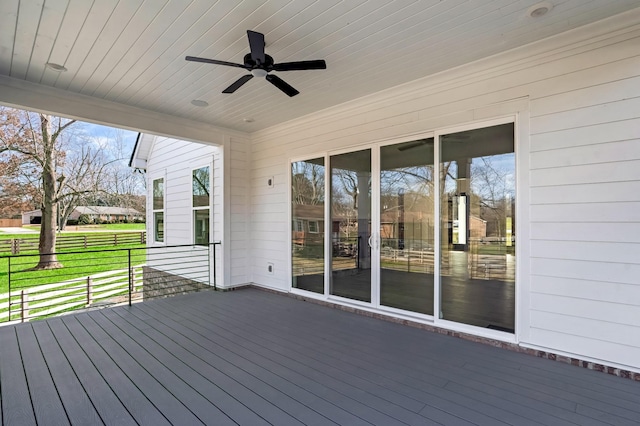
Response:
37,198,61,269
36,115,62,270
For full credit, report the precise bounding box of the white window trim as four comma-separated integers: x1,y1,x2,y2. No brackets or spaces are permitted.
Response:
150,173,166,246
191,161,213,246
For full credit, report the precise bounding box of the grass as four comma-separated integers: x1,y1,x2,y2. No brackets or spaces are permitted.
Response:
0,243,146,294
0,223,146,235
70,223,146,231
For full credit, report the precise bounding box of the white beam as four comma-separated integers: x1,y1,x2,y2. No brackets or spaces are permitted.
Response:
0,74,248,145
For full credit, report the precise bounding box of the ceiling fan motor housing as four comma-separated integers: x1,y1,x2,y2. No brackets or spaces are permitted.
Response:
244,53,275,71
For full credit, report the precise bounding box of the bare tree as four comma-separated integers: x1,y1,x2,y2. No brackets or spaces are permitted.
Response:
99,129,146,216
0,108,77,269
0,108,82,268
471,155,515,238
57,143,108,229
292,161,324,205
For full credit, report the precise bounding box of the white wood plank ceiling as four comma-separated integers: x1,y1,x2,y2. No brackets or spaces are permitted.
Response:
1,0,640,133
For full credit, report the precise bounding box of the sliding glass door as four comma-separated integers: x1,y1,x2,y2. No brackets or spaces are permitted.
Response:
438,123,515,332
291,158,325,294
329,149,372,302
291,119,516,334
379,139,435,315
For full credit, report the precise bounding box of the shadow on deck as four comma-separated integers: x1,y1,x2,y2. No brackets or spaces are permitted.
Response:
1,288,639,425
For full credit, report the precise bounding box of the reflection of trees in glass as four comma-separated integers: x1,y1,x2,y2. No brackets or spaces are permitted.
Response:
153,178,163,210
471,154,515,238
332,168,368,239
192,166,210,207
381,166,433,207
381,165,434,249
292,161,324,205
291,160,325,263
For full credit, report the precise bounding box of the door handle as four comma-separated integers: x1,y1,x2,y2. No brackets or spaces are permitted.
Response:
368,233,379,249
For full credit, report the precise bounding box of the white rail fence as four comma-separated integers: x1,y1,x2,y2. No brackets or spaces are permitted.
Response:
0,265,144,324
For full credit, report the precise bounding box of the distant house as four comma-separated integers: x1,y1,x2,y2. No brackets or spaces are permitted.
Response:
22,206,143,225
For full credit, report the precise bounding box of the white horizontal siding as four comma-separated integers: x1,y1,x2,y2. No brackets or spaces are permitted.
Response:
531,202,640,223
249,15,640,369
529,328,639,369
531,222,640,243
145,133,252,288
531,181,640,204
531,117,640,152
531,139,640,168
531,160,640,186
146,136,220,284
531,275,640,306
531,240,639,264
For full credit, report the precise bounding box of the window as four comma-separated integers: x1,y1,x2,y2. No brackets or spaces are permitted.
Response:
152,178,164,243
308,221,319,233
294,220,304,232
192,166,210,245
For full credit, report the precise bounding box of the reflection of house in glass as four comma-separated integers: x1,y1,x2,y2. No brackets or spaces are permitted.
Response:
379,210,488,250
291,204,324,249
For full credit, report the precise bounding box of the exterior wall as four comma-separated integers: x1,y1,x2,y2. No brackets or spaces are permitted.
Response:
228,136,251,287
145,135,250,288
249,11,640,372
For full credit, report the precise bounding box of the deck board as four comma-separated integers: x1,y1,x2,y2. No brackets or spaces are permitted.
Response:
30,321,103,425
138,299,428,426
150,296,506,426
2,287,640,426
183,292,551,426
60,316,171,426
106,307,370,426
0,327,36,426
100,308,272,426
85,312,236,425
46,317,137,426
14,325,68,425
73,314,205,425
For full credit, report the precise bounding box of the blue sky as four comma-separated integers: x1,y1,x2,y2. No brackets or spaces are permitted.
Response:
82,122,138,154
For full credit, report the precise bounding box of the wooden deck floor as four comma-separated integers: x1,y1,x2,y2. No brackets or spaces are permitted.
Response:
1,287,639,425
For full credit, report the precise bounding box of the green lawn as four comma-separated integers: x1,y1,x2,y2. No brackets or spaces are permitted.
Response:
0,243,146,294
0,224,146,239
72,223,146,231
0,223,146,234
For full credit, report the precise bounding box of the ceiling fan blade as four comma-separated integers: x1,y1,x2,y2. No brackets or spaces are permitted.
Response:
185,56,247,69
266,74,299,97
222,75,253,93
247,30,265,64
273,60,327,71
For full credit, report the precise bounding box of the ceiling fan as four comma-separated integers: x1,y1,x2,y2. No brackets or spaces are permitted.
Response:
186,30,326,97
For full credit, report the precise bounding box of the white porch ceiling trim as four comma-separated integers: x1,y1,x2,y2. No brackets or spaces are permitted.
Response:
0,73,247,145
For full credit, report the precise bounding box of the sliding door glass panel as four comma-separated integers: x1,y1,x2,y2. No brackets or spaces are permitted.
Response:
291,158,325,293
439,123,515,332
330,149,371,302
380,139,434,314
